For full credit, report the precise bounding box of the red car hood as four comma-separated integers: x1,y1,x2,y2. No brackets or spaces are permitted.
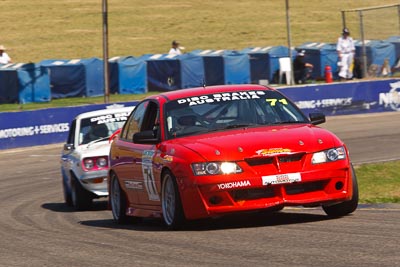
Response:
172,124,342,161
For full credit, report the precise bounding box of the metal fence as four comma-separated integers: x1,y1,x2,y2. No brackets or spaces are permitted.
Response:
341,4,400,77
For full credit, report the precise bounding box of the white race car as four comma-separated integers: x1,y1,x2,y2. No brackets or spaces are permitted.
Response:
61,106,134,210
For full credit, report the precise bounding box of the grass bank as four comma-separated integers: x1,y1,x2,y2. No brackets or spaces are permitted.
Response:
0,0,397,63
356,161,400,203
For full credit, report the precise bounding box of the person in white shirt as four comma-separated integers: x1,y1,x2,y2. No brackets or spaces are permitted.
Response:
336,28,355,80
0,45,12,64
168,40,184,55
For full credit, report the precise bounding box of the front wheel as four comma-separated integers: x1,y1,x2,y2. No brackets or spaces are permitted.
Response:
323,164,359,217
161,170,185,230
62,176,73,207
71,175,93,211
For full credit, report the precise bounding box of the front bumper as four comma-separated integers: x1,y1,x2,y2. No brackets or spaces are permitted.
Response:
178,165,353,220
78,170,108,197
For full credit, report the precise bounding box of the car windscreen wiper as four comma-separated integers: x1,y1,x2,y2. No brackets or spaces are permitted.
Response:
87,136,111,147
271,121,307,125
223,123,259,129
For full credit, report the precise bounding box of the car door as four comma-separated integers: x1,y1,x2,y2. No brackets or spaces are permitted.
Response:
132,101,161,207
111,101,149,206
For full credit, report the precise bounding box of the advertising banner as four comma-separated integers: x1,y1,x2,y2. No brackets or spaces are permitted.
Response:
1,79,399,150
0,102,137,150
279,79,400,116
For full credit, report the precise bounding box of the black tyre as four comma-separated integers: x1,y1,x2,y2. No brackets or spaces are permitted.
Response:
110,173,130,224
161,170,185,230
71,175,93,211
62,177,73,207
323,164,359,217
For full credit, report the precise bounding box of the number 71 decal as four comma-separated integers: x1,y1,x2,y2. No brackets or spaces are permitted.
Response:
266,98,288,106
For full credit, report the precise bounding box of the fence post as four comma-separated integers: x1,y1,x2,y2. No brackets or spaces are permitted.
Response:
359,10,368,78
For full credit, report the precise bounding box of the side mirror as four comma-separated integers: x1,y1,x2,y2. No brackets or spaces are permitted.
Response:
133,130,160,144
63,143,74,151
309,113,326,125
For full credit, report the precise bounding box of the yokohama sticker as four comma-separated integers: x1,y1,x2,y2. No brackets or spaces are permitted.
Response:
262,173,301,185
217,180,251,190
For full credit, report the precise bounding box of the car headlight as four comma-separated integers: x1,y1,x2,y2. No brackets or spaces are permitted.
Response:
97,157,108,168
84,158,94,170
192,162,242,176
82,156,109,171
312,146,346,164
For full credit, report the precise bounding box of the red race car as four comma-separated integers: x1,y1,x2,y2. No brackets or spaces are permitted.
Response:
108,84,358,229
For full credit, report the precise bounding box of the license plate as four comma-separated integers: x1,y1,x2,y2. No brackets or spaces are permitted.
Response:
262,173,302,185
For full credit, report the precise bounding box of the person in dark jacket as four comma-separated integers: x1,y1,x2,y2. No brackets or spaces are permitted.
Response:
293,50,313,84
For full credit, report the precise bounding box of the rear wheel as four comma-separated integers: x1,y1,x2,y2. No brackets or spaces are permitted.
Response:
110,173,130,224
161,170,185,230
71,175,93,211
323,164,359,217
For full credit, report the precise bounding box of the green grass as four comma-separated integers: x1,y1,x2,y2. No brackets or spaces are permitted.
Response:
0,0,397,63
355,161,400,203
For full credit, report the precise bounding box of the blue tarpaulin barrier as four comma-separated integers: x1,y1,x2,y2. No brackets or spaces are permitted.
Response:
296,42,339,80
223,50,250,84
109,55,148,94
0,64,18,104
191,50,225,86
146,54,182,91
40,58,104,98
0,63,50,104
241,46,292,84
180,53,205,88
354,40,396,69
386,36,400,61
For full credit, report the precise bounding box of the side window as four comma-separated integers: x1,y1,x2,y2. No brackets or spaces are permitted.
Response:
120,101,148,141
67,120,76,145
141,101,159,133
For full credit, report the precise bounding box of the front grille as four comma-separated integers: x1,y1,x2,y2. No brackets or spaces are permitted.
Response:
285,181,326,195
245,153,304,166
245,157,273,166
231,187,275,201
278,153,305,163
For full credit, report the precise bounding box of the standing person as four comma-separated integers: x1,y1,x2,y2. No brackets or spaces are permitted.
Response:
0,45,12,64
168,40,184,55
293,50,313,84
337,28,355,80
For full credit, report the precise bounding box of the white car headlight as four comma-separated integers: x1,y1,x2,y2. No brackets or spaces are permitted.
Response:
312,147,346,164
83,156,109,171
97,157,108,168
192,162,242,176
84,158,94,170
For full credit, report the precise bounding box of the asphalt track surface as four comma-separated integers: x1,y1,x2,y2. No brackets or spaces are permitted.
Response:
1,112,399,267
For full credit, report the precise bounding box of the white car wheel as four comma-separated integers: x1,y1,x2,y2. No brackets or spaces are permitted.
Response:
110,173,130,224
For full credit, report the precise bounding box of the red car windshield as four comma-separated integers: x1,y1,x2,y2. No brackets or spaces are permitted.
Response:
165,90,308,139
